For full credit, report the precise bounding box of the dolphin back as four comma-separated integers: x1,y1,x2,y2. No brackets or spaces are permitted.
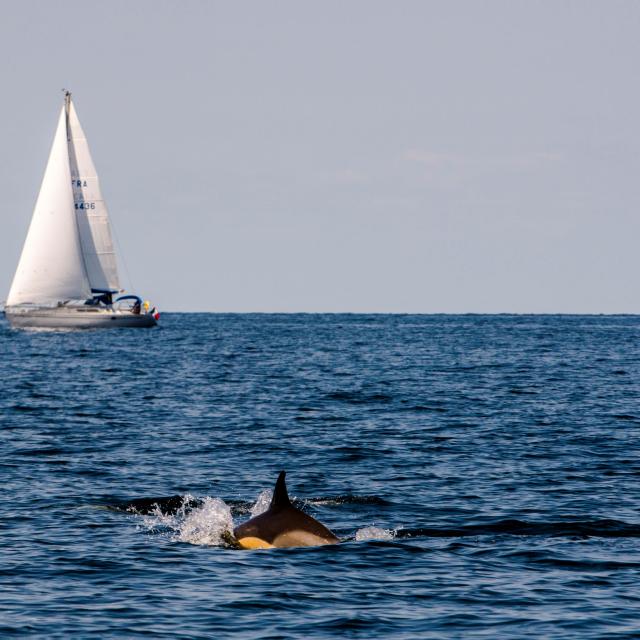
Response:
233,471,339,549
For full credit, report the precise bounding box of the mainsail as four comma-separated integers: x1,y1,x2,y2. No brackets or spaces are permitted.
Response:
7,106,92,306
66,96,121,292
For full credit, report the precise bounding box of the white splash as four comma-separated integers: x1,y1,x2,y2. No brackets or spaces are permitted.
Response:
175,498,234,546
355,526,395,541
139,495,234,546
139,494,196,532
250,489,273,517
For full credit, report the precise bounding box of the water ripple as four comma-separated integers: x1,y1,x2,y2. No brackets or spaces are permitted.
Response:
2,314,640,638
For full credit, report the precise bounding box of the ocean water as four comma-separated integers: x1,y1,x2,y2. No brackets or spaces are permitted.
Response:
1,313,640,638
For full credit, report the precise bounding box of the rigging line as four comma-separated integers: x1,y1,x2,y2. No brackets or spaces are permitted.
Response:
109,209,136,295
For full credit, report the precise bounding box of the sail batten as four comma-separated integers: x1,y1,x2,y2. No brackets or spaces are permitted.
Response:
67,100,121,292
6,106,91,306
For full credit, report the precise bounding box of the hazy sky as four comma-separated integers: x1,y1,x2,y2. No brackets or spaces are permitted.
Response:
1,1,639,312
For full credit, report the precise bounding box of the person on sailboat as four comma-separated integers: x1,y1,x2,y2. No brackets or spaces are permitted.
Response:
85,290,113,306
97,291,113,306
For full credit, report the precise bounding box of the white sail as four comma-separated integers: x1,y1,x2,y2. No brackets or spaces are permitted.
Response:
67,99,121,292
7,107,91,306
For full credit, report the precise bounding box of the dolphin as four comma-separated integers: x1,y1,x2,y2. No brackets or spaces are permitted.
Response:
233,471,340,549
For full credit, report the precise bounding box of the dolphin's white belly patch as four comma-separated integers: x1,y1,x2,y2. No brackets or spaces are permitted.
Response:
272,530,336,548
236,536,274,550
237,530,337,550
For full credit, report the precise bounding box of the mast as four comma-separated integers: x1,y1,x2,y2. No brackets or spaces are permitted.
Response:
63,89,72,140
64,89,93,294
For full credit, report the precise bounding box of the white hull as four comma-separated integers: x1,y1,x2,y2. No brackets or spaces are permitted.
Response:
5,306,157,330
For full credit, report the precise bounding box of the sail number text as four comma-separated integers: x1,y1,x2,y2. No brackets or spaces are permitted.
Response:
71,179,96,209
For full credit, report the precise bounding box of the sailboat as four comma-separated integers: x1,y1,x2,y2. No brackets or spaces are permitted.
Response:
5,92,158,329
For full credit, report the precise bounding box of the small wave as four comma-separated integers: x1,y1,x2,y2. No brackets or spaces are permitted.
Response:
325,390,393,405
403,404,448,413
396,518,640,539
110,495,202,515
508,388,538,395
15,447,65,456
306,495,392,506
503,549,640,571
612,414,640,423
354,526,395,541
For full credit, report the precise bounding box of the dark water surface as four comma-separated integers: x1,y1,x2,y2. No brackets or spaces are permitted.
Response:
2,314,640,638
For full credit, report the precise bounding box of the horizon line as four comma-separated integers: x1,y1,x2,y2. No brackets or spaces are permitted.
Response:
150,310,640,316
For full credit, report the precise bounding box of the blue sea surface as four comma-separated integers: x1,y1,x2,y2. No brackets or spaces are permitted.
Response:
1,313,640,638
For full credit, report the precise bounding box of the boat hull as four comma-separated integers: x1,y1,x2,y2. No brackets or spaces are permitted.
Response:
5,306,157,330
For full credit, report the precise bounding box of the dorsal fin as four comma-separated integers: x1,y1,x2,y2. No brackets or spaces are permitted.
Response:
270,470,291,509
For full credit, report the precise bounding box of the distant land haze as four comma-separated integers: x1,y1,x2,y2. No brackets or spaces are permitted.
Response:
1,1,638,313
